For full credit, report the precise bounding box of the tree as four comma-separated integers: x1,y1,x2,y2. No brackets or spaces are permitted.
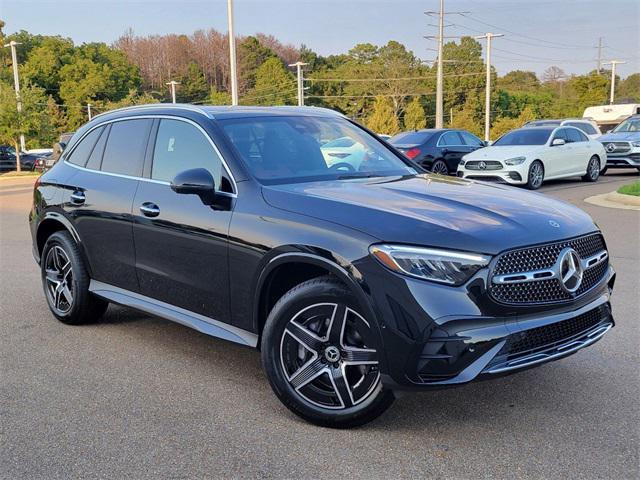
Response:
491,105,536,139
449,96,482,137
21,37,75,101
245,57,295,105
366,96,400,134
238,36,276,93
498,70,540,92
179,62,209,103
208,86,231,105
617,73,640,102
0,81,50,170
403,97,426,130
542,66,566,83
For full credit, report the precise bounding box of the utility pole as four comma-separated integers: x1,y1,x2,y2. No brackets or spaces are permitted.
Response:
289,61,309,106
476,32,503,142
604,60,626,104
4,40,26,151
87,103,92,120
227,0,239,106
424,3,468,129
596,37,603,74
166,80,180,103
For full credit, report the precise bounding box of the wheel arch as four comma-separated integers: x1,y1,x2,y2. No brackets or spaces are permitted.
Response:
253,252,378,342
36,213,90,273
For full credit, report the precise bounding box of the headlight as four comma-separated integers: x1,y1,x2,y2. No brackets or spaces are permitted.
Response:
369,244,491,285
458,159,466,166
504,156,526,165
631,141,640,148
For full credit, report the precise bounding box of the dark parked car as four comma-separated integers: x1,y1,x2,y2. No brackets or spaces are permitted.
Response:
30,104,615,428
0,145,46,172
388,128,486,175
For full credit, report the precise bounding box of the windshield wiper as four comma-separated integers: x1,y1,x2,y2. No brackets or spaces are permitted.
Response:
337,173,380,180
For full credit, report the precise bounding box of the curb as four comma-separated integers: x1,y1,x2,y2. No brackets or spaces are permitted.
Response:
584,191,640,211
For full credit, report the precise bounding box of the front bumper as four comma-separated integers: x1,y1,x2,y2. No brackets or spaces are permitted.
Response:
457,165,526,184
604,153,640,168
358,256,615,391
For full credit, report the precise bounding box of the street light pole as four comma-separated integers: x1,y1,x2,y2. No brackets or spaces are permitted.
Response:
87,103,92,120
435,0,445,128
166,80,180,104
227,0,239,106
288,61,309,106
604,60,626,104
476,32,503,142
4,40,26,151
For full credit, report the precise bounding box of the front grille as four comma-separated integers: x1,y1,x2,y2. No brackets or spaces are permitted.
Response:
465,175,507,183
490,233,608,304
465,160,503,170
602,141,631,153
500,305,608,357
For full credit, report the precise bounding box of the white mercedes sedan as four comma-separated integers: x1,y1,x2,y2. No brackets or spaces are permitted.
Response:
457,126,606,189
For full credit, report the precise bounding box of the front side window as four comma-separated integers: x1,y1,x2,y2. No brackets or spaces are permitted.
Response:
66,127,104,167
101,119,152,176
494,128,553,146
151,119,223,188
219,115,415,184
565,128,585,143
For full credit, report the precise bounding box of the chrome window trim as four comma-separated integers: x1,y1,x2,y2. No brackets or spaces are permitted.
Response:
62,114,238,197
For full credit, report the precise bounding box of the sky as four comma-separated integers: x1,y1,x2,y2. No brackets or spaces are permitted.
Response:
2,0,639,78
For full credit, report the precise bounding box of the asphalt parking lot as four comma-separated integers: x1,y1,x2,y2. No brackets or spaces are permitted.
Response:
1,172,638,479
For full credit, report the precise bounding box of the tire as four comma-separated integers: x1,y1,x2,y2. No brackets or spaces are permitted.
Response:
431,159,449,175
261,276,394,428
40,230,108,325
526,160,544,190
582,156,601,182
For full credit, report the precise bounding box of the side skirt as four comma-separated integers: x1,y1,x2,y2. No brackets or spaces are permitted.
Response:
89,280,258,348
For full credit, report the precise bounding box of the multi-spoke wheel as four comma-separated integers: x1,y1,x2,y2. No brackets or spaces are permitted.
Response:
261,277,394,428
44,246,74,314
526,160,545,190
40,231,108,324
582,156,600,182
430,159,449,175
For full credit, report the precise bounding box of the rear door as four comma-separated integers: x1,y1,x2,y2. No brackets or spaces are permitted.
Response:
131,117,234,323
63,118,153,292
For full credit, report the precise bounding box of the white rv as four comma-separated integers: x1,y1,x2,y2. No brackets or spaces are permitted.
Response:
583,104,640,133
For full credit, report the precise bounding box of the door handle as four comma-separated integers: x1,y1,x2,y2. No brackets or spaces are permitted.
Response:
139,202,160,218
70,191,85,205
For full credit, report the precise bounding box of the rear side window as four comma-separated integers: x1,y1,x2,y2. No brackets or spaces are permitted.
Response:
101,119,152,176
566,122,596,135
66,127,103,166
151,119,223,188
439,131,463,146
566,128,585,143
85,126,109,170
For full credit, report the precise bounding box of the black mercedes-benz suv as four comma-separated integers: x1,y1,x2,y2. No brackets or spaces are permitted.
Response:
30,104,615,428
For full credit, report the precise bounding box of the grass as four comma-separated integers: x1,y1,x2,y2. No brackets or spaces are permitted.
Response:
617,181,640,197
0,170,40,178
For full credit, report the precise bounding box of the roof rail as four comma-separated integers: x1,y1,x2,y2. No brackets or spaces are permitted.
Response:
92,103,214,120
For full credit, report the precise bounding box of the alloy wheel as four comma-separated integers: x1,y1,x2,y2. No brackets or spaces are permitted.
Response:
44,246,74,314
431,161,448,175
279,303,380,410
530,162,544,188
589,157,600,180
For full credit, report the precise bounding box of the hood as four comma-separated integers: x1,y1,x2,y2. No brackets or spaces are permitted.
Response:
598,131,640,142
463,145,544,160
262,175,598,255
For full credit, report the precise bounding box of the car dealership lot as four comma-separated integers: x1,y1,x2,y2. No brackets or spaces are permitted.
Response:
1,173,638,478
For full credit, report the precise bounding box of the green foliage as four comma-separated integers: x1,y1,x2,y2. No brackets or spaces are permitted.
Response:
244,57,295,105
491,105,536,139
617,73,640,101
179,62,208,103
208,86,231,105
238,36,277,93
366,96,400,134
498,70,540,92
403,97,426,130
617,181,640,196
449,96,483,137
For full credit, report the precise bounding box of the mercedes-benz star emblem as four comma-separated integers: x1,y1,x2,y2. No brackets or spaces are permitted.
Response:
606,143,616,153
478,161,487,170
324,346,341,363
558,248,583,293
549,220,560,228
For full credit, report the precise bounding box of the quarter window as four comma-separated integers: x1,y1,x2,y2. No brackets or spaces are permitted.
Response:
66,127,103,167
101,119,152,177
460,131,483,146
151,119,223,188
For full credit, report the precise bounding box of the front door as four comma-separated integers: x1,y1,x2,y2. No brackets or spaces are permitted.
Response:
438,131,469,171
132,118,234,323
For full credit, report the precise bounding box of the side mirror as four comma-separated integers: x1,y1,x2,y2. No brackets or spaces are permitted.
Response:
58,141,67,151
552,138,565,146
170,168,216,205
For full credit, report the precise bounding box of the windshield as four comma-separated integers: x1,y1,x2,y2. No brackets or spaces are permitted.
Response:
493,128,553,146
219,115,416,184
389,131,435,145
612,117,640,133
